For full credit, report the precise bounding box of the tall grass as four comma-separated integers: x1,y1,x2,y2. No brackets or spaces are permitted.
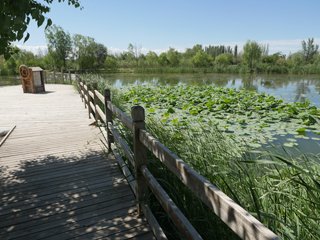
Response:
81,74,320,239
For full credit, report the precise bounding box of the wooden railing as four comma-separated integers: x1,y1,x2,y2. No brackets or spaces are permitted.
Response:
75,75,281,240
0,70,73,87
44,70,73,84
0,78,21,86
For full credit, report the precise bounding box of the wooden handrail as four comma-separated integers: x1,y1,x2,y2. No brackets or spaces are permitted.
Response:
108,123,135,166
107,101,133,131
74,76,280,240
95,89,105,103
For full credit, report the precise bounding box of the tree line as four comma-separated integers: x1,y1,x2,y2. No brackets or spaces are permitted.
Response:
0,24,319,75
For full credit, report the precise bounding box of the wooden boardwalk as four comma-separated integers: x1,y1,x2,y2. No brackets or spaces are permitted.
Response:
0,85,155,239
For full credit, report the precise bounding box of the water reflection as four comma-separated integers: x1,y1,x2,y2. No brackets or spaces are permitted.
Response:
99,73,320,107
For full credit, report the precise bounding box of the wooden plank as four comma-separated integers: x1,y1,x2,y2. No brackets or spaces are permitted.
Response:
107,101,133,131
89,101,95,113
141,204,168,240
96,105,106,123
0,196,136,238
0,177,128,216
0,187,133,225
110,142,136,194
95,89,105,103
12,206,137,240
0,125,16,147
0,180,130,218
77,223,152,240
88,90,94,98
1,165,119,196
109,123,135,166
141,165,202,240
139,130,280,240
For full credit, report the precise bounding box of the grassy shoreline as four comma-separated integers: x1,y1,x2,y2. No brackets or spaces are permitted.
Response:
95,65,320,74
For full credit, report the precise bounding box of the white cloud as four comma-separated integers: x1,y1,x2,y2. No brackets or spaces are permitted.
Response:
15,45,48,55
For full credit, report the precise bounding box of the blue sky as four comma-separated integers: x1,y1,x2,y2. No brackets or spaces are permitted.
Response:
14,0,320,55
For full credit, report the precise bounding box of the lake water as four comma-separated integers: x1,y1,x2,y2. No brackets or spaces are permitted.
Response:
99,73,320,157
99,73,320,107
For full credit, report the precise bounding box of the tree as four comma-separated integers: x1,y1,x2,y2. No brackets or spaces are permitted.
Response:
72,34,95,69
0,0,82,60
158,53,169,66
301,38,319,64
167,47,180,67
191,50,212,67
45,25,72,69
292,51,304,66
104,56,117,69
93,43,108,68
215,53,234,66
261,52,284,66
146,51,158,67
242,40,262,68
234,45,238,59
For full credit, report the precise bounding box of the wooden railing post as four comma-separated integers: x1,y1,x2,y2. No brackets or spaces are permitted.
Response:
44,72,47,83
87,83,91,118
61,70,63,84
78,76,83,100
69,71,72,84
131,106,148,216
83,79,87,109
93,82,99,122
104,89,114,152
53,71,56,84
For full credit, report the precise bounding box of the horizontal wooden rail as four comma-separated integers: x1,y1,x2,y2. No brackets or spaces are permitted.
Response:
108,123,135,166
96,105,106,123
107,101,133,131
89,102,95,113
0,79,20,82
0,79,21,86
95,90,105,103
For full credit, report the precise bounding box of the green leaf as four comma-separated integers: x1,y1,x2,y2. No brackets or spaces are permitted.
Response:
164,112,170,117
167,107,175,113
296,128,306,133
147,108,155,113
237,118,246,124
45,18,52,29
182,104,190,110
23,32,30,43
37,15,45,27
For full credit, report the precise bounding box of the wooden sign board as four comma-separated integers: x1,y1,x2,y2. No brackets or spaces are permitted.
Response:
19,65,45,93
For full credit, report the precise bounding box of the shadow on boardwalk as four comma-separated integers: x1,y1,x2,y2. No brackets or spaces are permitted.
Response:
0,151,153,239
